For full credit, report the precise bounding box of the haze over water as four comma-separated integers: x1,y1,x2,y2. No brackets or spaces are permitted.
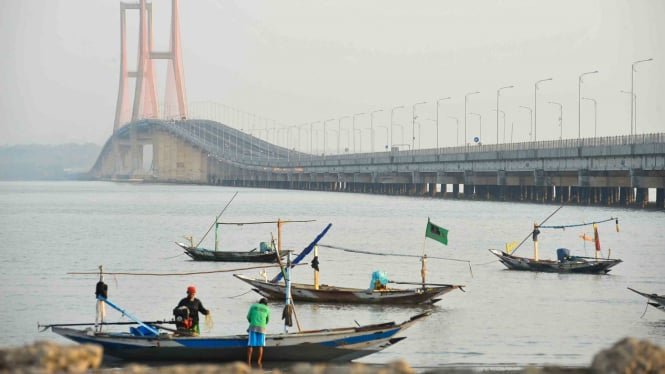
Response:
1,181,664,370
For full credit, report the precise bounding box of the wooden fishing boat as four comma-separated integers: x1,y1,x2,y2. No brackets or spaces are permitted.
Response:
179,216,310,263
234,274,461,305
490,212,622,274
628,287,665,313
488,249,622,274
234,220,464,305
177,242,289,262
47,310,430,363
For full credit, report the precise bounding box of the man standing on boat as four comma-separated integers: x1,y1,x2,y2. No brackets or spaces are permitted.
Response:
175,286,209,336
246,298,270,368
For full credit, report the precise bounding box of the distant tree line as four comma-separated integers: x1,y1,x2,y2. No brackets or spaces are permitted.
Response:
0,143,100,180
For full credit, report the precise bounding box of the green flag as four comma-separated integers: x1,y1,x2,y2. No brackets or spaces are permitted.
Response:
425,219,448,245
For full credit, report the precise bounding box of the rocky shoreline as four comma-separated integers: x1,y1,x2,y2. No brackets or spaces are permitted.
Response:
1,338,663,373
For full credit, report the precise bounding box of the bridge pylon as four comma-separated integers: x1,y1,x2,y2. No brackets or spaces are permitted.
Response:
112,0,188,177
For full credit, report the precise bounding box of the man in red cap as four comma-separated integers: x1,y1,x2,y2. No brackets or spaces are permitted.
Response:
175,285,210,335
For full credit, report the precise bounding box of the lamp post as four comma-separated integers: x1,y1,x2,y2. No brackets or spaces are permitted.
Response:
412,101,427,150
337,116,349,155
393,123,405,145
469,112,482,144
309,121,319,157
323,118,335,156
376,126,389,151
352,112,365,153
548,101,563,140
436,97,451,149
370,109,383,152
491,109,506,142
391,106,404,149
578,70,598,138
534,78,552,141
448,116,460,146
620,90,636,135
464,92,479,145
581,97,597,137
354,128,363,153
519,106,533,141
496,86,514,144
631,58,653,135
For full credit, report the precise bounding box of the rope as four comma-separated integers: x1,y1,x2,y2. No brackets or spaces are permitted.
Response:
318,244,470,263
540,217,616,229
474,259,499,266
67,263,307,277
161,253,187,260
227,289,254,299
640,300,649,319
318,244,473,277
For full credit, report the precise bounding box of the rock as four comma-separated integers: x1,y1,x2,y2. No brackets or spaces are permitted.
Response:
0,340,102,373
591,337,665,374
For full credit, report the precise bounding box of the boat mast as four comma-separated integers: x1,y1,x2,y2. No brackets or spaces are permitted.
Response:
277,218,283,254
532,223,540,261
214,221,220,251
314,245,320,290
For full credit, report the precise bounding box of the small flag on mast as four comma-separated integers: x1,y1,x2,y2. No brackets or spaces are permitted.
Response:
425,218,448,246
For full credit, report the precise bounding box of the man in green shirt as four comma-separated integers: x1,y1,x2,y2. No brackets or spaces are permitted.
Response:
246,298,270,368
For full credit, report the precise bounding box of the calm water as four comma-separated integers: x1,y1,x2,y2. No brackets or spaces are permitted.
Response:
1,181,664,370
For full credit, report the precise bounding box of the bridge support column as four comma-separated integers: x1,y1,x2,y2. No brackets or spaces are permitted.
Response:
636,188,649,208
429,183,436,197
453,184,460,198
657,188,665,209
619,187,633,206
440,183,448,198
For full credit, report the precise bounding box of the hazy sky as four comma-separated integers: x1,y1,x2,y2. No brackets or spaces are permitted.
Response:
1,0,664,148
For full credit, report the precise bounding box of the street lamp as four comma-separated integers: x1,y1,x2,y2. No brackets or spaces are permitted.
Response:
412,101,427,150
631,58,653,135
375,126,389,151
448,116,460,146
338,116,350,154
519,106,533,141
469,112,482,144
323,118,335,156
491,109,506,142
436,97,451,149
354,128,363,153
391,106,404,148
352,113,365,153
309,121,319,156
620,90,636,135
534,78,552,141
370,109,383,152
581,97,597,137
496,86,514,144
578,70,598,138
464,92,480,145
548,101,563,140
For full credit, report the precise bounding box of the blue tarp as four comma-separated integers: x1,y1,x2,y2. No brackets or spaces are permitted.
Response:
369,270,389,290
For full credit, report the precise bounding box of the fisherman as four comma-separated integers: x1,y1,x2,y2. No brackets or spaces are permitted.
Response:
174,285,210,336
246,298,270,368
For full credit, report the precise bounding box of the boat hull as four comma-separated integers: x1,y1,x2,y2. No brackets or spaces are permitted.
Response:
177,242,289,263
234,274,461,304
51,313,428,363
628,287,665,313
488,249,622,274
